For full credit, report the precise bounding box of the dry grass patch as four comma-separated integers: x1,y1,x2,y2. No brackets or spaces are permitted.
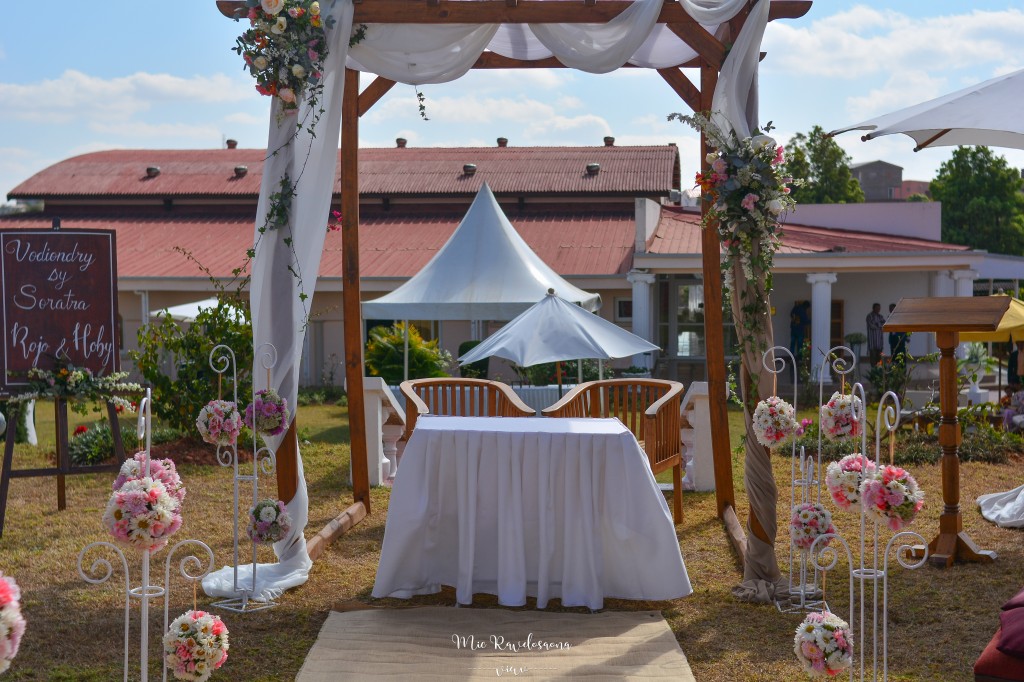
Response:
0,402,1021,680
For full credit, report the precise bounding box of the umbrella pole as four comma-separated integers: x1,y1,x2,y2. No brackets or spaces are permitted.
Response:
578,360,583,385
557,362,563,398
598,359,604,380
403,320,409,382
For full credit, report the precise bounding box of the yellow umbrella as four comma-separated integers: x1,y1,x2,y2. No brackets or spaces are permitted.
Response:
959,294,1024,343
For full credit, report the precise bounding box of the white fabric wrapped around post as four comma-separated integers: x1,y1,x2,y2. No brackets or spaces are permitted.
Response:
204,0,355,603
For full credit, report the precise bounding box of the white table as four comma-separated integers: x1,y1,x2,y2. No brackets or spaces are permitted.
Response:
372,416,692,609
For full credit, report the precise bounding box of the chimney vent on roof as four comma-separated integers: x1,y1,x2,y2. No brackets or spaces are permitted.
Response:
226,139,238,149
603,136,615,146
146,166,161,178
396,137,407,148
497,137,508,147
234,165,248,178
463,163,477,176
586,163,600,176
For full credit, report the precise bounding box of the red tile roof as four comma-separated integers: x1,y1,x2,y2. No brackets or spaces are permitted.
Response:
8,146,679,201
648,206,970,255
0,210,635,279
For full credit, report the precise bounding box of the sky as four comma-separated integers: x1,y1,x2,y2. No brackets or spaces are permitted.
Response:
2,1,1023,206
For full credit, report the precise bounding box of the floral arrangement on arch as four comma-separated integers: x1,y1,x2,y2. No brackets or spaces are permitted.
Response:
669,112,796,361
244,388,290,437
247,498,292,544
860,464,924,531
164,610,229,682
794,611,853,677
196,400,243,447
752,395,798,448
0,571,25,674
6,356,140,415
234,0,335,112
104,450,186,552
819,391,863,441
825,453,876,513
789,501,836,552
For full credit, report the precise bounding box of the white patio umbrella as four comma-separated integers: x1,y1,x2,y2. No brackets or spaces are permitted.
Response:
459,290,659,387
829,67,1024,151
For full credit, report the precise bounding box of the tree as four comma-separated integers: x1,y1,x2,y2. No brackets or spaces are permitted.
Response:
786,125,865,204
930,146,1024,255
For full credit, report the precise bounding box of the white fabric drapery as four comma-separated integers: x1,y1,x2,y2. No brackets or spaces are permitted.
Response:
204,0,355,602
240,0,774,601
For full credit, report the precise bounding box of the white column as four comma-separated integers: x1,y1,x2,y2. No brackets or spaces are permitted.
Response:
627,269,657,369
806,272,837,383
951,269,979,359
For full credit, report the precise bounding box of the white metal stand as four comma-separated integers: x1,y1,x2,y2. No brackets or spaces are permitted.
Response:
208,343,279,613
77,389,214,682
809,383,929,681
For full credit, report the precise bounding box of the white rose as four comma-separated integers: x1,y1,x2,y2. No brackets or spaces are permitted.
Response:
260,506,277,522
291,63,306,79
271,16,288,34
253,56,268,71
750,134,776,152
278,87,296,104
767,198,784,215
260,0,285,15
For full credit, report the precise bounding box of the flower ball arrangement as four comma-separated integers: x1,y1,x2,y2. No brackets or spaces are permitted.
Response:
196,400,243,447
244,389,290,437
114,452,186,507
789,502,836,553
0,572,26,674
794,611,853,678
103,476,184,553
247,499,292,544
752,396,798,448
824,454,876,513
164,610,229,682
819,391,863,441
860,465,925,531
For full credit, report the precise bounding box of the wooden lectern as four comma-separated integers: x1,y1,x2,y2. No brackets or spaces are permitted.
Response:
885,297,1003,568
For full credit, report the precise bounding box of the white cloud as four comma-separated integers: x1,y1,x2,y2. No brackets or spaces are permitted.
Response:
843,70,949,122
0,69,253,124
88,120,223,143
223,111,265,126
764,7,1024,78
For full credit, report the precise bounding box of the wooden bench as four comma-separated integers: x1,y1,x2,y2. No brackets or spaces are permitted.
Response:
542,378,685,524
399,378,535,441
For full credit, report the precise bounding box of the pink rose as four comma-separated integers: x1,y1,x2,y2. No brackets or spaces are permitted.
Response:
741,193,759,211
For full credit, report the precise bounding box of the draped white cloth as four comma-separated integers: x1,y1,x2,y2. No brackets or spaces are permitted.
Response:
204,0,355,602
239,0,772,601
978,485,1024,529
373,416,692,609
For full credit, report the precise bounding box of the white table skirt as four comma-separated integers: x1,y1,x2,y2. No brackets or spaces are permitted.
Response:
372,416,692,609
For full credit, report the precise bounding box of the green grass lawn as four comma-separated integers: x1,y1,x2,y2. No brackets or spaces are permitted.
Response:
1,401,1022,680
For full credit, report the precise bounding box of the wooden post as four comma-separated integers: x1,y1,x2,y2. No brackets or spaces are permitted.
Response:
699,60,735,518
275,420,300,503
55,399,70,510
927,331,996,567
342,67,371,514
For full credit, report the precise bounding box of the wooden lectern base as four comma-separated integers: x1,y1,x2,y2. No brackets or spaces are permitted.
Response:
913,512,997,568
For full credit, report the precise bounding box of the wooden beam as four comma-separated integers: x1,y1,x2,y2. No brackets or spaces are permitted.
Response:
358,76,397,117
722,502,747,566
307,501,368,561
657,67,701,114
698,60,736,519
217,0,812,25
275,417,301,504
665,23,725,70
341,67,372,514
473,52,702,70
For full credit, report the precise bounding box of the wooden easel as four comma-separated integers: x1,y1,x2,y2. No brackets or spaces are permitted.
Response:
885,297,1004,568
0,398,129,538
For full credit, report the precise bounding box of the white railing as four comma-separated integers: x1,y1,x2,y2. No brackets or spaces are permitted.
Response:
363,378,406,484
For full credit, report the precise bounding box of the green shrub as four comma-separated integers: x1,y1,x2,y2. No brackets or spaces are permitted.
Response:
296,385,347,406
512,359,601,386
364,322,451,385
130,297,253,434
69,423,114,465
458,340,489,379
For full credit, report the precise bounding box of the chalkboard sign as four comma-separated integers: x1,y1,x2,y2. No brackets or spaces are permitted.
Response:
1,229,119,389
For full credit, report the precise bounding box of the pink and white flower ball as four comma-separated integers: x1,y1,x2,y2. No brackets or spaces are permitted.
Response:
819,391,863,441
860,465,925,531
102,477,183,553
195,400,242,447
825,454,876,513
0,572,25,674
794,611,853,677
789,502,836,552
164,610,229,682
752,396,798,448
114,452,186,506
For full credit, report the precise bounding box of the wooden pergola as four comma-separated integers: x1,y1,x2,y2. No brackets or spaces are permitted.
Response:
218,0,812,557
